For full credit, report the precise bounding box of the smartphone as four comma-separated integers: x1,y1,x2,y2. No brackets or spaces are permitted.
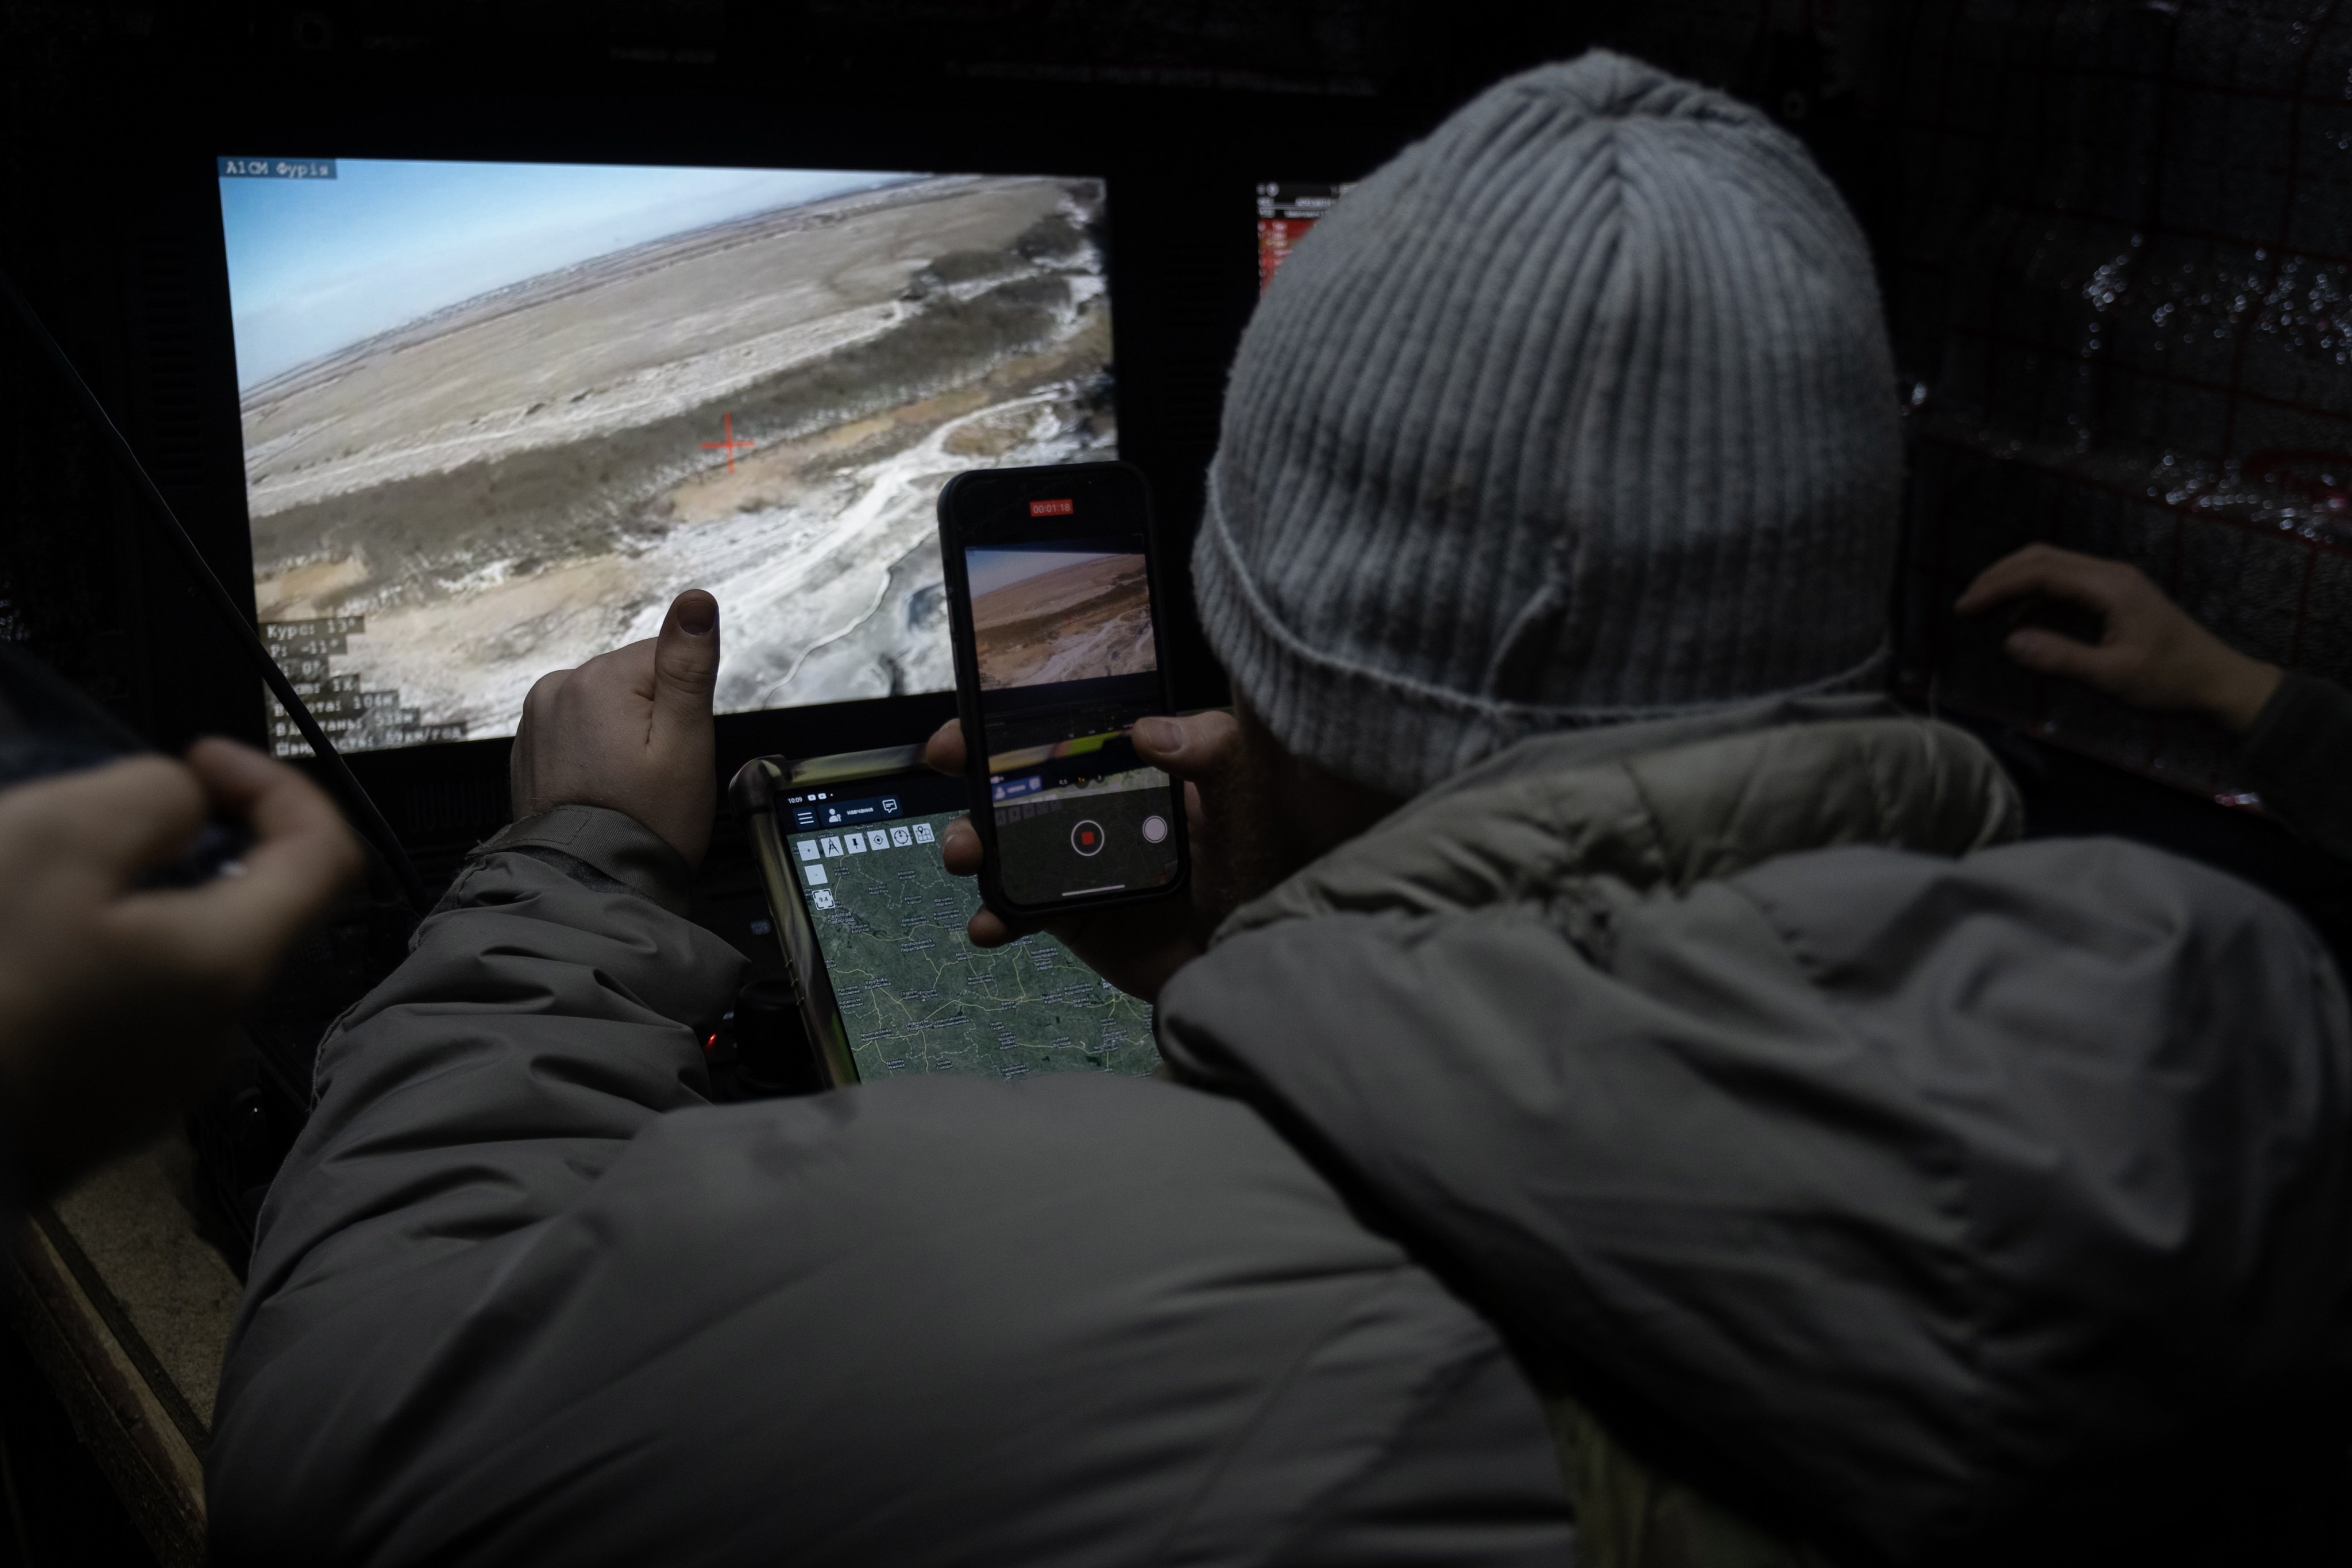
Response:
937,461,1189,918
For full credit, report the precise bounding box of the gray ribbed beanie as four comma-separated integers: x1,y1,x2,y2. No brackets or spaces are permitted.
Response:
1196,51,1901,798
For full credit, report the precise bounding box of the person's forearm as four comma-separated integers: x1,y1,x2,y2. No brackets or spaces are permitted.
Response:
2192,648,2284,735
2239,673,2352,861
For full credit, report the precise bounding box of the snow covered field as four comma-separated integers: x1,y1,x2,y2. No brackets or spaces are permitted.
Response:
243,174,1113,751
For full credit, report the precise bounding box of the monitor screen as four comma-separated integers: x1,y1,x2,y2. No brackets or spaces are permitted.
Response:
779,768,1160,1080
1255,180,1353,293
217,157,1115,756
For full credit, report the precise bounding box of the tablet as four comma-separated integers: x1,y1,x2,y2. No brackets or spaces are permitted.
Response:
733,748,1162,1086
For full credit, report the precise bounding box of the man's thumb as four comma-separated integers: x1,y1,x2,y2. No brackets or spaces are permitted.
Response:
1131,710,1237,781
652,590,721,726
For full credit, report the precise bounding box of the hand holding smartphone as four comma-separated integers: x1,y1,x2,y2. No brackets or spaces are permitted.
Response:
938,461,1189,917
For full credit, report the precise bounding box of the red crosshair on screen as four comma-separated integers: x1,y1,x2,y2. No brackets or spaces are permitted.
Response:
702,412,755,473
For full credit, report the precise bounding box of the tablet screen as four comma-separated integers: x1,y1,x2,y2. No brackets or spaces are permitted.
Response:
781,771,1161,1080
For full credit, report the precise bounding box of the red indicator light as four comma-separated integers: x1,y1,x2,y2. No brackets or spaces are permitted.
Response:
1028,498,1074,516
1080,830,1096,845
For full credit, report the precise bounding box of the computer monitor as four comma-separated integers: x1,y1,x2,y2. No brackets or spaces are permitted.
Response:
216,156,1115,756
1254,180,1352,294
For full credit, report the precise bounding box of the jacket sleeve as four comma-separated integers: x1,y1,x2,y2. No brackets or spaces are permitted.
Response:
209,805,1573,1568
209,806,747,1544
2241,670,2352,860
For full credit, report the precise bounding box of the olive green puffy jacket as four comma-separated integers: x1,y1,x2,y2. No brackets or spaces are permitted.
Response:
1161,694,2352,1566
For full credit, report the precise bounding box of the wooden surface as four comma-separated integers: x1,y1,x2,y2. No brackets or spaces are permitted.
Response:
4,1133,244,1568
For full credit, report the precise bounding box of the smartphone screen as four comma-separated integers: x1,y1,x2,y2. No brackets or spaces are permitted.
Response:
940,463,1187,913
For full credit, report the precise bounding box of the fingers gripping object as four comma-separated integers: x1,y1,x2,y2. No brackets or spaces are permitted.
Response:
0,644,250,885
0,263,426,912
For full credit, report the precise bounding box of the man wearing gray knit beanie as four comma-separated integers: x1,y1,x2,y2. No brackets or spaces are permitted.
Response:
935,49,2352,1568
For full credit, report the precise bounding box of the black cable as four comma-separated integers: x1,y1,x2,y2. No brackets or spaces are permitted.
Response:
0,264,428,913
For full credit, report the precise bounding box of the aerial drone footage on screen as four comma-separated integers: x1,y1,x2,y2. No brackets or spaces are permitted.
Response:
217,156,1116,755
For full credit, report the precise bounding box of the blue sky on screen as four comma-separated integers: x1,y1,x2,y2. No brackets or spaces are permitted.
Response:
218,159,917,388
965,546,1137,600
